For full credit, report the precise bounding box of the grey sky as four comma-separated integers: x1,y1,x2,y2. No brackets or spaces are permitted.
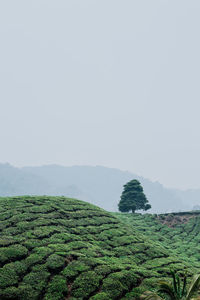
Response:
1,0,200,189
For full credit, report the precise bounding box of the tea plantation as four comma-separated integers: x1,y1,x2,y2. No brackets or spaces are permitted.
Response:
115,212,200,270
0,196,195,299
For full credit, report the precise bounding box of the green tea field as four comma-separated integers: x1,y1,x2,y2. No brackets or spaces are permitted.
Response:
0,196,192,299
115,211,200,270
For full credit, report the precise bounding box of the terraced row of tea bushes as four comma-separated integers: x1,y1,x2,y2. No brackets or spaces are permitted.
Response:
115,212,200,269
0,196,192,299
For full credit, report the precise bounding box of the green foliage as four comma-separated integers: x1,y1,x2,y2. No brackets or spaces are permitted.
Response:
22,268,50,292
71,271,102,298
141,271,200,300
115,212,200,268
0,286,20,300
44,275,68,300
90,292,111,299
62,260,90,279
118,179,151,213
0,245,28,263
101,274,125,298
0,195,196,299
0,264,19,288
46,254,65,270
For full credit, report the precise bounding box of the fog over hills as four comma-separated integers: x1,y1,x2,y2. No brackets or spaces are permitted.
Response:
0,163,199,213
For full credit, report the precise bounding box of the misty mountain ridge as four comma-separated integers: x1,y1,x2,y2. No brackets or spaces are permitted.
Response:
0,163,199,213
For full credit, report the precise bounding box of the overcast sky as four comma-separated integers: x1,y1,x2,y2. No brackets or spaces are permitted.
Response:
1,1,200,189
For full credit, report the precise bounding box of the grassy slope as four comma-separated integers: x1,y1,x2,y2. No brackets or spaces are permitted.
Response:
115,212,200,270
0,196,192,300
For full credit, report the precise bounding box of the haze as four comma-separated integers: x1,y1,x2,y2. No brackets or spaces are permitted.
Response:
1,0,200,189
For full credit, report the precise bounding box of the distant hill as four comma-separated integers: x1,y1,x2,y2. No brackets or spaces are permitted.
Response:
0,163,200,213
0,163,83,199
23,164,188,213
0,196,191,299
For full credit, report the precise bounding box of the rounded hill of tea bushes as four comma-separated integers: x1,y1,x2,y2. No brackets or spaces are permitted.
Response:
0,196,192,299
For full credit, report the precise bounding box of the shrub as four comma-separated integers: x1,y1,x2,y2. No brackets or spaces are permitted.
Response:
0,264,19,288
44,275,68,300
0,245,28,264
46,254,65,271
62,261,90,279
71,271,102,298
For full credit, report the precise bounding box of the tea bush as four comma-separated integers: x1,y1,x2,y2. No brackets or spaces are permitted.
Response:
0,196,192,299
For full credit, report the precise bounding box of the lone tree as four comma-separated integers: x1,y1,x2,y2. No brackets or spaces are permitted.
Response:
118,179,151,213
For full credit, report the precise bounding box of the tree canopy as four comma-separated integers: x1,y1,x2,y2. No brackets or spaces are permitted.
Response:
118,179,151,213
